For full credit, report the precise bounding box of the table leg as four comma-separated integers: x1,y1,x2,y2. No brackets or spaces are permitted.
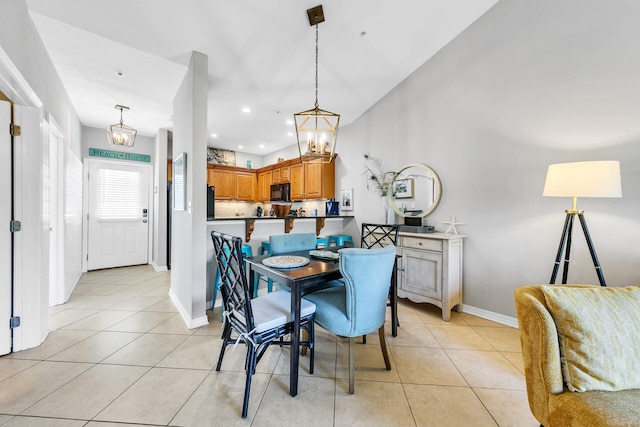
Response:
290,284,301,397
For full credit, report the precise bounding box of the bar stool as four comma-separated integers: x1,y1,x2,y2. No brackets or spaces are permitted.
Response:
259,241,271,255
328,235,353,247
316,237,327,249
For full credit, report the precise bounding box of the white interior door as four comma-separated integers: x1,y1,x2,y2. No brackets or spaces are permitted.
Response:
1,100,12,355
87,160,150,270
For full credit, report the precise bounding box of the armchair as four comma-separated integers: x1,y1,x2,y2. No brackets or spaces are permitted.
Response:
514,284,640,427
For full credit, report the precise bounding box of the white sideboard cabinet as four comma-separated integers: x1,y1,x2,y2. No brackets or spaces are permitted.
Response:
396,232,464,321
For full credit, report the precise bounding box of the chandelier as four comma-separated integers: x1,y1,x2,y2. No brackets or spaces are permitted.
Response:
294,5,339,164
107,105,137,150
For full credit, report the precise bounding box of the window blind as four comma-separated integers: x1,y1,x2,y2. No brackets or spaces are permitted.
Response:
97,168,140,219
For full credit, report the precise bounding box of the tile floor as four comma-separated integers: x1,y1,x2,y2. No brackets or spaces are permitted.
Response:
0,265,539,426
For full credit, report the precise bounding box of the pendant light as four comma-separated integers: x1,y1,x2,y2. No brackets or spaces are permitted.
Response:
107,105,137,150
294,5,339,164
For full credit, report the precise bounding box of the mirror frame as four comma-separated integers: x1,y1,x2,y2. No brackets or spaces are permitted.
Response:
387,162,442,218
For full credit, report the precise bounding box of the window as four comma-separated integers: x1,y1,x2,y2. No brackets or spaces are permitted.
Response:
97,168,140,219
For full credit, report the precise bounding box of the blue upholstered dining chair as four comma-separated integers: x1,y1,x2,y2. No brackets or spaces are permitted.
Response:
269,232,317,254
211,231,316,418
264,232,317,291
304,245,397,394
269,232,339,296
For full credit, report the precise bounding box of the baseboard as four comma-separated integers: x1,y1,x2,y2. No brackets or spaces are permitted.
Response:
462,304,518,328
151,261,168,272
168,289,210,329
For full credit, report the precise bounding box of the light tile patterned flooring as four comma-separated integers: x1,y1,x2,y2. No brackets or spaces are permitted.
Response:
0,265,539,426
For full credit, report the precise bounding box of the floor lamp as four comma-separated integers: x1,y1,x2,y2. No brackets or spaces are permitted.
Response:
543,161,622,287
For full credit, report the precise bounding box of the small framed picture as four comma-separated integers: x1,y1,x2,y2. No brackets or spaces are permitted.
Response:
340,188,353,211
393,178,414,199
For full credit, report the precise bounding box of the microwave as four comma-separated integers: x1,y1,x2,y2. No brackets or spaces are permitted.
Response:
270,182,291,202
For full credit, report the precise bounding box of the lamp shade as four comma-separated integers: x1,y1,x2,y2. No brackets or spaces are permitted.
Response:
543,161,622,198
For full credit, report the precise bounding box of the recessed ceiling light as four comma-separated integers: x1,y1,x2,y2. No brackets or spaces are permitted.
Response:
238,145,243,149
211,133,218,138
285,119,294,125
242,107,251,113
259,144,265,148
287,132,293,137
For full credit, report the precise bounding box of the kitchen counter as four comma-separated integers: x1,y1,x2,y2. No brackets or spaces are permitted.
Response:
207,215,352,221
207,215,354,241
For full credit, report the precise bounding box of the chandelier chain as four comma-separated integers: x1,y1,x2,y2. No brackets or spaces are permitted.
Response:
315,22,319,109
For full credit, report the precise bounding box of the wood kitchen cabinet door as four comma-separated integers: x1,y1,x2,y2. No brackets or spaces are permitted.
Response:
273,165,290,183
289,163,305,200
303,162,323,199
257,170,272,202
235,171,256,201
209,169,234,199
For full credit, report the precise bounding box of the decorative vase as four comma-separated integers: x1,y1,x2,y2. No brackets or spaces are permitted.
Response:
381,196,396,224
381,197,389,224
387,203,396,225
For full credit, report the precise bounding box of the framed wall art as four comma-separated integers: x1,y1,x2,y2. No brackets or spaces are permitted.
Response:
393,178,414,199
340,188,353,211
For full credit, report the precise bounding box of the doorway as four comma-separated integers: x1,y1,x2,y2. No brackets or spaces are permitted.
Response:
86,159,152,270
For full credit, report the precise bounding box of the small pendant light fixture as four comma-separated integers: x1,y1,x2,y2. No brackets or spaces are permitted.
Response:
107,104,137,150
294,5,339,163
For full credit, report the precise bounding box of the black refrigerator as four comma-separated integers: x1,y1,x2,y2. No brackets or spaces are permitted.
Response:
207,186,215,219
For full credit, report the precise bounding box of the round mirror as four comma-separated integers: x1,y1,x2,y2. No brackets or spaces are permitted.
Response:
387,163,442,218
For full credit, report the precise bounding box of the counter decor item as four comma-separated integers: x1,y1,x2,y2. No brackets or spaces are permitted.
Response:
272,204,292,217
325,198,339,216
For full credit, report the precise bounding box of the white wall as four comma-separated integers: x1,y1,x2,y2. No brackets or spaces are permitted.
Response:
0,0,83,350
335,0,640,318
170,51,209,328
81,125,157,159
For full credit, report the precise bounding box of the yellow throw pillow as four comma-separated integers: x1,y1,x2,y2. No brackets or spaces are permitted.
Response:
541,285,640,392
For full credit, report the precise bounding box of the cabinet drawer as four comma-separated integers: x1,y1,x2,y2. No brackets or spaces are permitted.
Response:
401,236,442,252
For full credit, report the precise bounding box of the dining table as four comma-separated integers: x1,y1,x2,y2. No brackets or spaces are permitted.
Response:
244,248,343,397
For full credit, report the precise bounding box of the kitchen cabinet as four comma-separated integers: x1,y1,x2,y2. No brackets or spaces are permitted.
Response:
257,170,272,202
290,160,334,200
235,171,256,201
396,232,464,321
208,165,256,201
272,164,290,183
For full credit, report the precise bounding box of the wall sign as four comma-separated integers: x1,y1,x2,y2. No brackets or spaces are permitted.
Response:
89,148,151,163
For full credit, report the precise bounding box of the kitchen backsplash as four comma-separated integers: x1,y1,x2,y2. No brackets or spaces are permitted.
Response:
214,200,331,218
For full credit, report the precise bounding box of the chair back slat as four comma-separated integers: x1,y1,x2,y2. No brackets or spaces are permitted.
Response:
361,223,399,249
211,231,254,332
